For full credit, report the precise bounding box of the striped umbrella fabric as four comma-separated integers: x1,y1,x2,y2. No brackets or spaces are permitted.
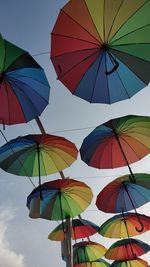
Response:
105,239,150,261
0,133,78,176
0,35,50,125
48,218,99,241
111,258,148,267
27,178,93,220
51,0,150,104
80,115,150,169
99,213,150,238
96,173,150,214
74,259,110,267
73,241,107,264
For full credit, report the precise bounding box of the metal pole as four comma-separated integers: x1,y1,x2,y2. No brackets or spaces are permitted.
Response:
35,116,73,267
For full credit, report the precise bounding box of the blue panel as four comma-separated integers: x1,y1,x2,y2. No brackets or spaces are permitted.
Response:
127,184,150,205
0,138,34,161
116,189,131,212
8,79,48,121
8,68,50,86
91,52,110,103
7,69,50,101
74,54,104,102
106,53,129,103
40,189,58,211
116,58,146,97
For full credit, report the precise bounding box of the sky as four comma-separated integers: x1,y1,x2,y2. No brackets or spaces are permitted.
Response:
0,1,150,266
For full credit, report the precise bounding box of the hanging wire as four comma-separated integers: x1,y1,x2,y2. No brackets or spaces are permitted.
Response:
0,129,36,188
32,51,49,57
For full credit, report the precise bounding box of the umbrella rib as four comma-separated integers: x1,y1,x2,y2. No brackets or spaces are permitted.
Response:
9,77,47,105
3,80,11,124
111,46,149,85
110,23,150,45
108,54,131,99
8,78,48,115
0,133,36,187
106,0,124,42
61,9,102,44
2,37,7,72
121,134,150,159
56,49,99,79
42,148,73,172
110,50,150,89
38,149,47,176
51,47,99,60
51,33,101,47
89,52,104,103
84,0,104,43
89,136,112,168
7,71,50,87
109,0,149,43
103,0,105,41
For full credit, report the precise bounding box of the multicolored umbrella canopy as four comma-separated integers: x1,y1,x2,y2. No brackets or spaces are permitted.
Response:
27,178,93,221
74,259,110,267
0,35,50,125
51,0,150,104
48,218,99,241
99,212,150,238
96,173,150,214
80,115,150,169
105,238,150,261
0,133,78,176
111,258,148,267
73,241,107,264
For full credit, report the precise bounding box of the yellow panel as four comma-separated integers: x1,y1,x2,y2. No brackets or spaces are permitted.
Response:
63,0,102,42
85,0,105,41
104,0,123,41
109,0,146,41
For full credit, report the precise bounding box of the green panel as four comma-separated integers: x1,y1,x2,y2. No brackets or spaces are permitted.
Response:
0,35,5,71
85,0,104,41
111,44,150,61
108,0,146,41
111,24,150,46
111,0,150,43
4,39,25,71
104,0,122,41
19,151,36,176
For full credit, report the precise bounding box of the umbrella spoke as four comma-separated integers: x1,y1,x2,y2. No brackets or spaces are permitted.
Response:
122,185,144,233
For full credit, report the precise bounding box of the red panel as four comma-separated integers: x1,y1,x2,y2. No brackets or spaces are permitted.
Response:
52,11,101,46
89,137,126,168
121,135,149,159
96,182,120,213
0,81,25,125
59,51,100,93
51,35,100,57
52,48,100,78
63,0,102,42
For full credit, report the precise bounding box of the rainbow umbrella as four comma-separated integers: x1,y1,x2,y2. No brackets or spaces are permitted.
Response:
51,0,150,104
0,133,78,196
48,218,99,241
80,115,150,171
74,259,110,267
96,173,150,221
111,258,148,267
105,238,150,261
27,178,93,222
73,241,107,264
0,35,50,126
99,212,150,238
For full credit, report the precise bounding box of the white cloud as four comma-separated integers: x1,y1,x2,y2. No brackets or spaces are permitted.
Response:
0,206,27,267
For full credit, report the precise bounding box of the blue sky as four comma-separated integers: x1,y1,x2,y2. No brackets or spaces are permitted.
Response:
0,1,150,266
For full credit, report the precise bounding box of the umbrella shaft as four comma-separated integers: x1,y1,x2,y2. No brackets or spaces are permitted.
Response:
112,127,135,181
